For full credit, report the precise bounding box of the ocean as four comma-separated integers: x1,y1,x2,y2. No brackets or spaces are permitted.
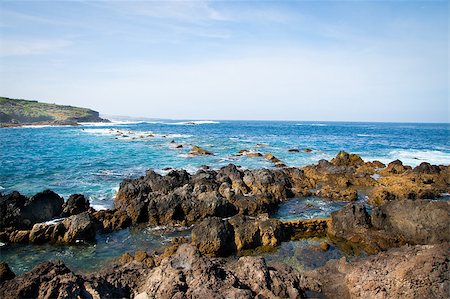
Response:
1,120,449,273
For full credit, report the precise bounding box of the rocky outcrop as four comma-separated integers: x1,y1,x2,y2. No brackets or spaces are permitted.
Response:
368,164,449,205
191,215,329,256
0,260,135,299
61,194,90,217
114,165,311,227
327,200,449,254
0,261,88,299
29,212,96,244
137,244,303,299
0,190,63,230
302,242,449,299
92,209,132,232
371,200,449,245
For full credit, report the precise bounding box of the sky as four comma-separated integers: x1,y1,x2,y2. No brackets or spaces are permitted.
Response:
0,1,448,122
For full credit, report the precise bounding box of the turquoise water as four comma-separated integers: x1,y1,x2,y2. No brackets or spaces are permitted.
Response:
0,120,449,273
1,121,448,209
0,225,191,275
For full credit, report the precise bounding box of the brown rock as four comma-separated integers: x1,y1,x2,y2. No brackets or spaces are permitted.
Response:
302,243,449,299
189,145,213,156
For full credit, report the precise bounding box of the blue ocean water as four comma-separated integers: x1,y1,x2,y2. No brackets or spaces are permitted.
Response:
1,120,449,210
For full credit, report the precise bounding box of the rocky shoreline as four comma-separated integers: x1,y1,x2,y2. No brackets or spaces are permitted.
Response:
1,152,449,298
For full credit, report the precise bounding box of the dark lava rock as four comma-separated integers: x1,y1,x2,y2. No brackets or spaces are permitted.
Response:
0,190,63,230
413,162,441,174
61,194,90,217
0,262,15,284
191,217,236,257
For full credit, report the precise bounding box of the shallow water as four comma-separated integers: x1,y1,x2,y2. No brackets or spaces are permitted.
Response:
272,196,349,220
0,226,191,275
262,237,348,272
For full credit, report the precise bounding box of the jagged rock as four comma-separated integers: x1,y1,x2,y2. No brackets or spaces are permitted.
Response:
315,186,358,201
61,194,90,217
330,151,364,167
0,261,86,299
302,243,449,299
378,159,412,175
92,209,131,232
137,244,303,298
327,203,403,254
0,262,15,284
413,162,441,174
192,215,328,256
0,190,63,230
368,167,449,206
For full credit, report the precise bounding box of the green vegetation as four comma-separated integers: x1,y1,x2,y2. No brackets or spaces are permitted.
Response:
0,97,108,125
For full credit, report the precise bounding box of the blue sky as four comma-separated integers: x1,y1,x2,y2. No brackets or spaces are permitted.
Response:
0,1,448,122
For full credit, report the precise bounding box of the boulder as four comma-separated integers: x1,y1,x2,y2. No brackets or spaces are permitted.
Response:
0,190,63,230
29,212,95,244
0,261,86,299
263,153,281,163
189,145,213,156
378,160,412,175
61,194,90,217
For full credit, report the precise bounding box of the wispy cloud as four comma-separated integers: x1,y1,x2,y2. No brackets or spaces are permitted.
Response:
0,38,72,56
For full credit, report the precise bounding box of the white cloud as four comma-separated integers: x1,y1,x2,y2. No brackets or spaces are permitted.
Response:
0,38,72,56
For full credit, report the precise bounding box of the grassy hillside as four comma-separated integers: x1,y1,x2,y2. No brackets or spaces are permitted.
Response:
0,97,109,125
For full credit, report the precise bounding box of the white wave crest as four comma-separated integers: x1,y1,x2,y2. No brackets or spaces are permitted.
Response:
166,120,220,125
384,149,450,167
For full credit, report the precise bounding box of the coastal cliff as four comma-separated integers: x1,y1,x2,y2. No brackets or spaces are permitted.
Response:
0,97,109,127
